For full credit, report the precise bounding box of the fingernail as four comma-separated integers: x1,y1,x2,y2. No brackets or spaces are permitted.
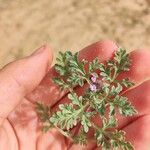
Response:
31,45,46,56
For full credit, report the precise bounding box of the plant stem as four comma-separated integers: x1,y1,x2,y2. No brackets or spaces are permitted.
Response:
55,126,72,139
111,66,118,83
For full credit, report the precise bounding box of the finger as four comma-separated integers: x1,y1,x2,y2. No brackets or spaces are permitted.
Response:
0,119,18,150
117,79,150,129
27,40,118,106
0,46,53,125
119,49,150,90
123,115,150,150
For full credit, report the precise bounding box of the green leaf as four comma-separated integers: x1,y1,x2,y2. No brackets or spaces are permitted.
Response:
73,129,87,145
81,113,92,133
110,83,123,96
91,94,106,116
121,78,135,88
57,52,87,87
95,129,111,149
120,141,134,150
109,104,115,116
53,77,70,90
107,60,115,66
69,52,86,76
110,130,134,150
99,63,111,81
68,93,83,107
36,102,50,122
89,57,99,73
101,141,111,150
54,51,73,76
102,83,110,95
102,117,117,129
108,117,118,128
54,64,66,76
114,48,131,73
42,125,52,133
94,129,104,146
36,102,53,132
113,96,138,116
50,104,79,130
67,73,84,87
50,103,88,131
97,101,106,116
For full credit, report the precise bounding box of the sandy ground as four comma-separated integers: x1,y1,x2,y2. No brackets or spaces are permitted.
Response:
0,0,149,67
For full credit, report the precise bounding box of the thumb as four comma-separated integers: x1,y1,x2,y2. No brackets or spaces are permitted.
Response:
0,45,53,125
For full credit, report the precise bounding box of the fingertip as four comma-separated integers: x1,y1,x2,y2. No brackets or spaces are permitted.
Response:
26,45,53,74
119,48,150,85
31,44,53,64
43,44,54,66
130,48,150,69
79,40,118,62
40,45,54,72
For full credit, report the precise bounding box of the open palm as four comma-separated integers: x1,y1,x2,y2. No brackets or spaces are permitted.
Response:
0,41,150,150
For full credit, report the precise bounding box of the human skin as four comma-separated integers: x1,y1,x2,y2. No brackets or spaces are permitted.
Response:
0,40,150,150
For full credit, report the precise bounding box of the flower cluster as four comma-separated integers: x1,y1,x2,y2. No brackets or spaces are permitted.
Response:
90,73,103,92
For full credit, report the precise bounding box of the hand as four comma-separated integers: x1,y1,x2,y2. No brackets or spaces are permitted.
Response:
0,41,150,150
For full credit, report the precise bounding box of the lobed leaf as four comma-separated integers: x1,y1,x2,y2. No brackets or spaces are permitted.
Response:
113,95,138,116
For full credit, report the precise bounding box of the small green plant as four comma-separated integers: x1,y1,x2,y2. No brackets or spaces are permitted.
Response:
36,48,137,150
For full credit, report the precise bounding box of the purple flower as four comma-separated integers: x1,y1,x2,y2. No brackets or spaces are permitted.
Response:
90,84,97,92
89,73,103,92
91,74,97,83
91,76,97,83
